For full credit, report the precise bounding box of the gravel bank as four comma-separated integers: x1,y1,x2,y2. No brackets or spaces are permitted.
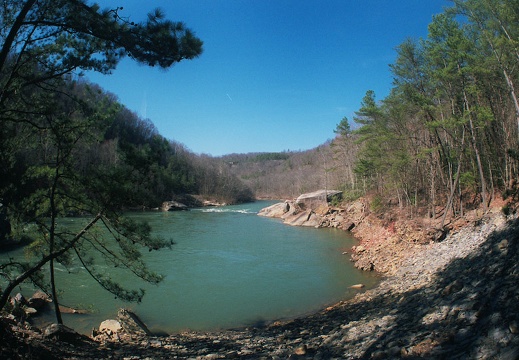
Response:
2,210,518,359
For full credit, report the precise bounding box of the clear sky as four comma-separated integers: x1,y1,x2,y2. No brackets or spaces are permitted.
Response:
87,0,450,156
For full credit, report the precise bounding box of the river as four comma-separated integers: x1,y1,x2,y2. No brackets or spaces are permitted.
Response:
5,201,379,335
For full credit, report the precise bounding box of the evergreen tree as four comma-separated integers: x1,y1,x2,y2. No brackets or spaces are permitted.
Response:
0,0,202,323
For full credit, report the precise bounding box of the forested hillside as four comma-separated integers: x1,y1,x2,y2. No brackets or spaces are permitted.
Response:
225,0,519,225
1,0,517,329
0,0,251,322
220,138,357,201
0,76,253,219
350,0,519,222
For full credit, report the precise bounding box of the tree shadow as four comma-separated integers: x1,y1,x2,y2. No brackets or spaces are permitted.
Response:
346,216,519,359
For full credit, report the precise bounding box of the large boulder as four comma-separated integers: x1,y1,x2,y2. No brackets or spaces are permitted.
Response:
162,200,188,211
258,201,297,218
284,209,321,227
117,308,152,336
99,319,122,335
258,191,343,228
27,291,51,311
296,190,342,209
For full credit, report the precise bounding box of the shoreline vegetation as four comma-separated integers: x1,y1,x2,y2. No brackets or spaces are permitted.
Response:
2,193,518,359
2,0,519,358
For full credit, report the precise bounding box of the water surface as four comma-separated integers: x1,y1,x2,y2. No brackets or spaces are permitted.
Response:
7,201,379,334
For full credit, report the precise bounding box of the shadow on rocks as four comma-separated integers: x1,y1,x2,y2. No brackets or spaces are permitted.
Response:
352,217,519,359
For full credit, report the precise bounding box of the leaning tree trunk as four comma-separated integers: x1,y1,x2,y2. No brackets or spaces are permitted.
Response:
0,214,101,312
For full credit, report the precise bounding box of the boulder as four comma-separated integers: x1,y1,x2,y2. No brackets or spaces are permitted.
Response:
355,245,366,253
162,201,188,211
44,323,84,344
28,291,51,310
99,319,122,335
11,293,26,306
23,307,38,317
350,284,365,289
117,308,152,336
258,201,297,218
284,210,321,227
258,191,344,228
296,190,342,209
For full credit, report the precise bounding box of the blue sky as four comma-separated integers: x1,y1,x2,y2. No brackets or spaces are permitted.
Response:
87,0,450,156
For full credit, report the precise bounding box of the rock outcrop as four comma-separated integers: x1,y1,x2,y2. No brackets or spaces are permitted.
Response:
295,189,342,209
117,308,152,337
258,190,361,229
27,291,51,311
258,200,321,227
93,308,152,343
161,200,188,211
257,201,292,218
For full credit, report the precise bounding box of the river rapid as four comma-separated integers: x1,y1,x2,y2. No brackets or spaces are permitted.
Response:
7,201,379,335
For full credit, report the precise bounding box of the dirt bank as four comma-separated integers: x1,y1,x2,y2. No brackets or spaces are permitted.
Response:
2,202,518,359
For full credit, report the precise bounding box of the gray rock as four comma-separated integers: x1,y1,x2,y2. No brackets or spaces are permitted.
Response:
296,190,342,209
12,293,26,306
23,307,37,317
118,308,152,336
44,323,83,344
284,209,319,227
28,291,51,310
99,319,122,334
162,200,188,211
258,201,293,218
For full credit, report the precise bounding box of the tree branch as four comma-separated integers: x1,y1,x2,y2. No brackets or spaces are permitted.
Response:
0,213,102,311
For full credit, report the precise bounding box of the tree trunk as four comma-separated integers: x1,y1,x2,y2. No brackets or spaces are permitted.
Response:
464,90,488,212
0,214,101,312
0,0,38,73
467,7,519,138
442,128,466,228
430,157,436,218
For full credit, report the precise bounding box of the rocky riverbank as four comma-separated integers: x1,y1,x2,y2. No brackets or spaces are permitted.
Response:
2,199,519,358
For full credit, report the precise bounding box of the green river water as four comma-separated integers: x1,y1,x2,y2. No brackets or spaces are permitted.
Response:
4,201,379,335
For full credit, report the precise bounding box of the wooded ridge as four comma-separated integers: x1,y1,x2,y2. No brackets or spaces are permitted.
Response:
1,1,519,356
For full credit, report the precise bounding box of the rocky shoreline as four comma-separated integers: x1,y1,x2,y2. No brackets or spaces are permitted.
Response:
2,198,519,359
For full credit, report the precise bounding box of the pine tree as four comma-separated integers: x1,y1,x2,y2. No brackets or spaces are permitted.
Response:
0,0,202,323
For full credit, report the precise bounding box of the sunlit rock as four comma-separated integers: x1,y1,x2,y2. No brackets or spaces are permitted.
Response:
258,201,294,218
162,201,188,211
296,190,342,209
99,319,122,334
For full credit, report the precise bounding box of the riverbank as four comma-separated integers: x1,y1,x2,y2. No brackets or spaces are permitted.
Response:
2,199,518,358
